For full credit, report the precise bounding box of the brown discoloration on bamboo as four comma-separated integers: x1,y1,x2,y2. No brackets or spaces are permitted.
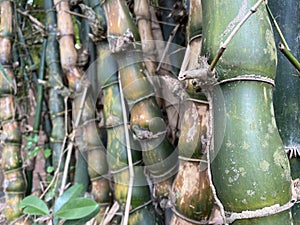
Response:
54,0,111,217
104,0,177,199
0,0,26,222
134,0,156,74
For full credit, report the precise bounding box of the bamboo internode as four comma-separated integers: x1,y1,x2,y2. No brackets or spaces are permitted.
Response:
202,0,293,224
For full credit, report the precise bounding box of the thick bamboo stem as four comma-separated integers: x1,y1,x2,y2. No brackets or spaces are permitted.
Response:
202,1,293,224
54,0,111,216
97,41,160,224
0,0,26,222
45,0,66,195
104,0,178,201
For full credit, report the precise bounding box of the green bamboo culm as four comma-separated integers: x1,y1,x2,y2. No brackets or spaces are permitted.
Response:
268,1,300,224
0,0,27,223
202,1,293,224
103,0,178,200
54,0,111,212
97,41,161,224
45,0,66,196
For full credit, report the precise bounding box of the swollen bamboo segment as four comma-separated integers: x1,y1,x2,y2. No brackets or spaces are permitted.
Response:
268,1,300,224
103,0,177,196
45,0,65,194
202,0,293,224
0,0,26,222
171,1,214,224
54,0,111,219
97,42,161,224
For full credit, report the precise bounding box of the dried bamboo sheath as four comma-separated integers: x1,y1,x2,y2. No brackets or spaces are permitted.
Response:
171,1,214,224
54,0,111,220
202,1,292,224
0,0,26,222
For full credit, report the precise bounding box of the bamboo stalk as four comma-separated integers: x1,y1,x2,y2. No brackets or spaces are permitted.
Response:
171,1,214,224
97,41,161,224
0,0,27,223
268,1,300,224
134,0,181,145
45,0,66,196
202,1,293,224
54,0,112,220
89,1,162,223
103,0,178,201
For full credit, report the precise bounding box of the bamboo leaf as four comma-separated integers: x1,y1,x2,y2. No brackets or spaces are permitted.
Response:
19,195,50,216
55,197,100,220
53,184,83,214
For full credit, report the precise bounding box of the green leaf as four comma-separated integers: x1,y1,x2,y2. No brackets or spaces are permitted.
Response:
55,198,100,220
62,204,100,225
47,166,54,173
53,184,83,214
19,195,50,216
43,148,52,158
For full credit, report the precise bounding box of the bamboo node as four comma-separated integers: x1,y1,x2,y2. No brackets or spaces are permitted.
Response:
170,206,210,225
178,56,218,92
217,75,275,86
223,180,298,224
132,124,167,140
108,28,137,53
79,4,106,42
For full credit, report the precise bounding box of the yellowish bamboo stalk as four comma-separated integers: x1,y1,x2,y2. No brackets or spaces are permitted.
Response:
54,0,111,220
0,1,27,223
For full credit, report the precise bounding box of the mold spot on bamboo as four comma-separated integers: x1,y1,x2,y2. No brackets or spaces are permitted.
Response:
242,141,250,150
259,160,270,172
246,189,255,197
239,167,246,176
242,199,247,205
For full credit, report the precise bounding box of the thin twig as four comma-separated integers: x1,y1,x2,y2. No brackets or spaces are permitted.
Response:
278,43,300,76
63,9,90,19
118,71,134,225
156,23,180,71
265,4,290,50
17,9,45,30
209,0,265,71
59,85,88,195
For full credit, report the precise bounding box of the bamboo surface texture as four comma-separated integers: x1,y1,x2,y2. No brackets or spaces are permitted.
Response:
0,0,26,222
54,0,112,220
103,0,178,197
202,0,293,224
269,1,300,224
45,0,66,194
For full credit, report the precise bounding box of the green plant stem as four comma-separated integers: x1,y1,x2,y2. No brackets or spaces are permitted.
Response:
265,4,290,50
278,43,300,76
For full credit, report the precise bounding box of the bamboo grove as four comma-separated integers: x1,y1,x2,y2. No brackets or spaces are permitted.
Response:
0,0,299,224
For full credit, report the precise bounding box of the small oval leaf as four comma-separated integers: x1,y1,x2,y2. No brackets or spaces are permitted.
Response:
19,195,50,216
54,184,83,214
55,198,99,220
